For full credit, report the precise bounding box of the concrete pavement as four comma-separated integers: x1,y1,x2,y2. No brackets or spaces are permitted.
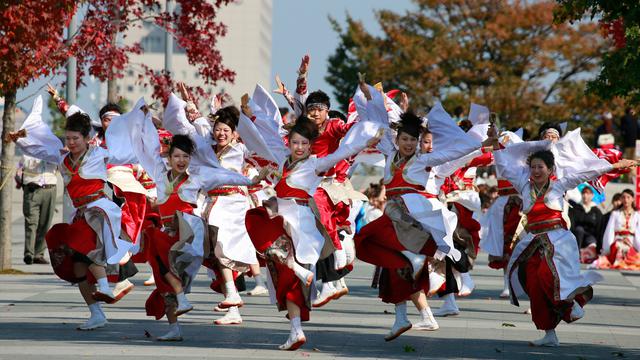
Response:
1,184,640,359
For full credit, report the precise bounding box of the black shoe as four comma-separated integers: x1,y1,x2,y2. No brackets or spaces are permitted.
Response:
33,256,49,265
23,255,33,265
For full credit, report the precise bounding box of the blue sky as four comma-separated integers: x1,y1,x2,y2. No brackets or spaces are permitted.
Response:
15,1,415,120
271,0,414,110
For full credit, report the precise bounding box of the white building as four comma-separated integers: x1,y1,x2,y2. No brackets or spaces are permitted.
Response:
116,0,273,111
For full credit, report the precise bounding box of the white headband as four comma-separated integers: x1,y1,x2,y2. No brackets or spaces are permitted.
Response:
100,111,120,120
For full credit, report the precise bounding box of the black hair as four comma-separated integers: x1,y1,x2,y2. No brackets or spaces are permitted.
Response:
396,111,423,139
454,106,464,117
328,110,347,123
581,186,594,194
288,115,319,142
305,90,330,109
621,189,636,210
169,134,195,155
421,125,431,136
279,107,289,117
527,149,555,169
458,119,473,132
538,122,562,140
213,106,239,131
365,182,383,199
65,112,92,137
99,103,122,119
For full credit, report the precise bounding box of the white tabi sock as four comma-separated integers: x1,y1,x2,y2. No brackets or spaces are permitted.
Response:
228,306,240,316
225,281,238,295
256,270,267,288
395,303,408,323
88,302,103,318
96,277,110,293
443,293,458,309
290,316,303,337
170,321,180,332
176,292,188,306
420,308,432,322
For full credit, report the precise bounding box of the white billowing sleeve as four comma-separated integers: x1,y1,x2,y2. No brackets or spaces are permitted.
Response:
105,97,145,165
252,84,288,138
467,103,490,142
353,84,396,157
414,102,482,168
130,110,168,187
554,128,613,190
494,140,551,193
15,95,64,164
235,84,289,167
162,92,221,171
197,166,253,190
433,148,483,178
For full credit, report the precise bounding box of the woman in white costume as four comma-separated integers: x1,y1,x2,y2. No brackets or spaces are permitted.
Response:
8,96,142,330
242,82,382,350
601,189,640,269
123,104,257,340
494,135,635,347
163,87,265,325
354,83,488,341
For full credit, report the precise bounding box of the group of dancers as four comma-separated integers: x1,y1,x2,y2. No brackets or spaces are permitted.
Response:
6,55,638,350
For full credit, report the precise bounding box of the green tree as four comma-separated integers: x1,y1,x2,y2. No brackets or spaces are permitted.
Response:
327,0,609,133
555,1,640,104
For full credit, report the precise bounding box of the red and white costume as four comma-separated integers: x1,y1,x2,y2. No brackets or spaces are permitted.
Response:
355,101,481,277
120,102,253,319
495,136,612,330
601,210,640,270
241,84,382,320
15,96,137,283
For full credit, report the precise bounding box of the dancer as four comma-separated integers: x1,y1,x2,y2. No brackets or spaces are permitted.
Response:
354,83,486,340
494,135,635,346
163,87,264,326
8,96,139,330
242,82,382,350
276,56,363,308
123,102,257,340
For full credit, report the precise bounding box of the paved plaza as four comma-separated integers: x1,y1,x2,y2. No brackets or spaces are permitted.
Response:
1,188,639,360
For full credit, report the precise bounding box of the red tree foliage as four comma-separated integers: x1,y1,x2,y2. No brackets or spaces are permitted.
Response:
72,0,237,104
0,1,75,93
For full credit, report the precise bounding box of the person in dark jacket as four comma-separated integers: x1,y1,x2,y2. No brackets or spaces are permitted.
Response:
569,187,603,263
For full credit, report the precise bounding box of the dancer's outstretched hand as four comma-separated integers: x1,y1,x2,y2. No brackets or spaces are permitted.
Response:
298,54,310,76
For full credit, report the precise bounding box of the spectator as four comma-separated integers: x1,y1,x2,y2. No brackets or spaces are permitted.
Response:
15,155,58,265
597,192,623,253
569,186,602,263
594,111,618,147
452,105,465,124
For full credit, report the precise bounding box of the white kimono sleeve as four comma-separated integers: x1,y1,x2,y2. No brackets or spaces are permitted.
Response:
104,97,145,165
414,102,482,169
162,92,221,171
15,95,64,164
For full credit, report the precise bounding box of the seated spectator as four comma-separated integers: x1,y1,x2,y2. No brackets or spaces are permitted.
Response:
569,186,603,263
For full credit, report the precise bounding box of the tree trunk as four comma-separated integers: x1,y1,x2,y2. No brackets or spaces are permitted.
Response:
107,78,117,103
0,88,17,270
